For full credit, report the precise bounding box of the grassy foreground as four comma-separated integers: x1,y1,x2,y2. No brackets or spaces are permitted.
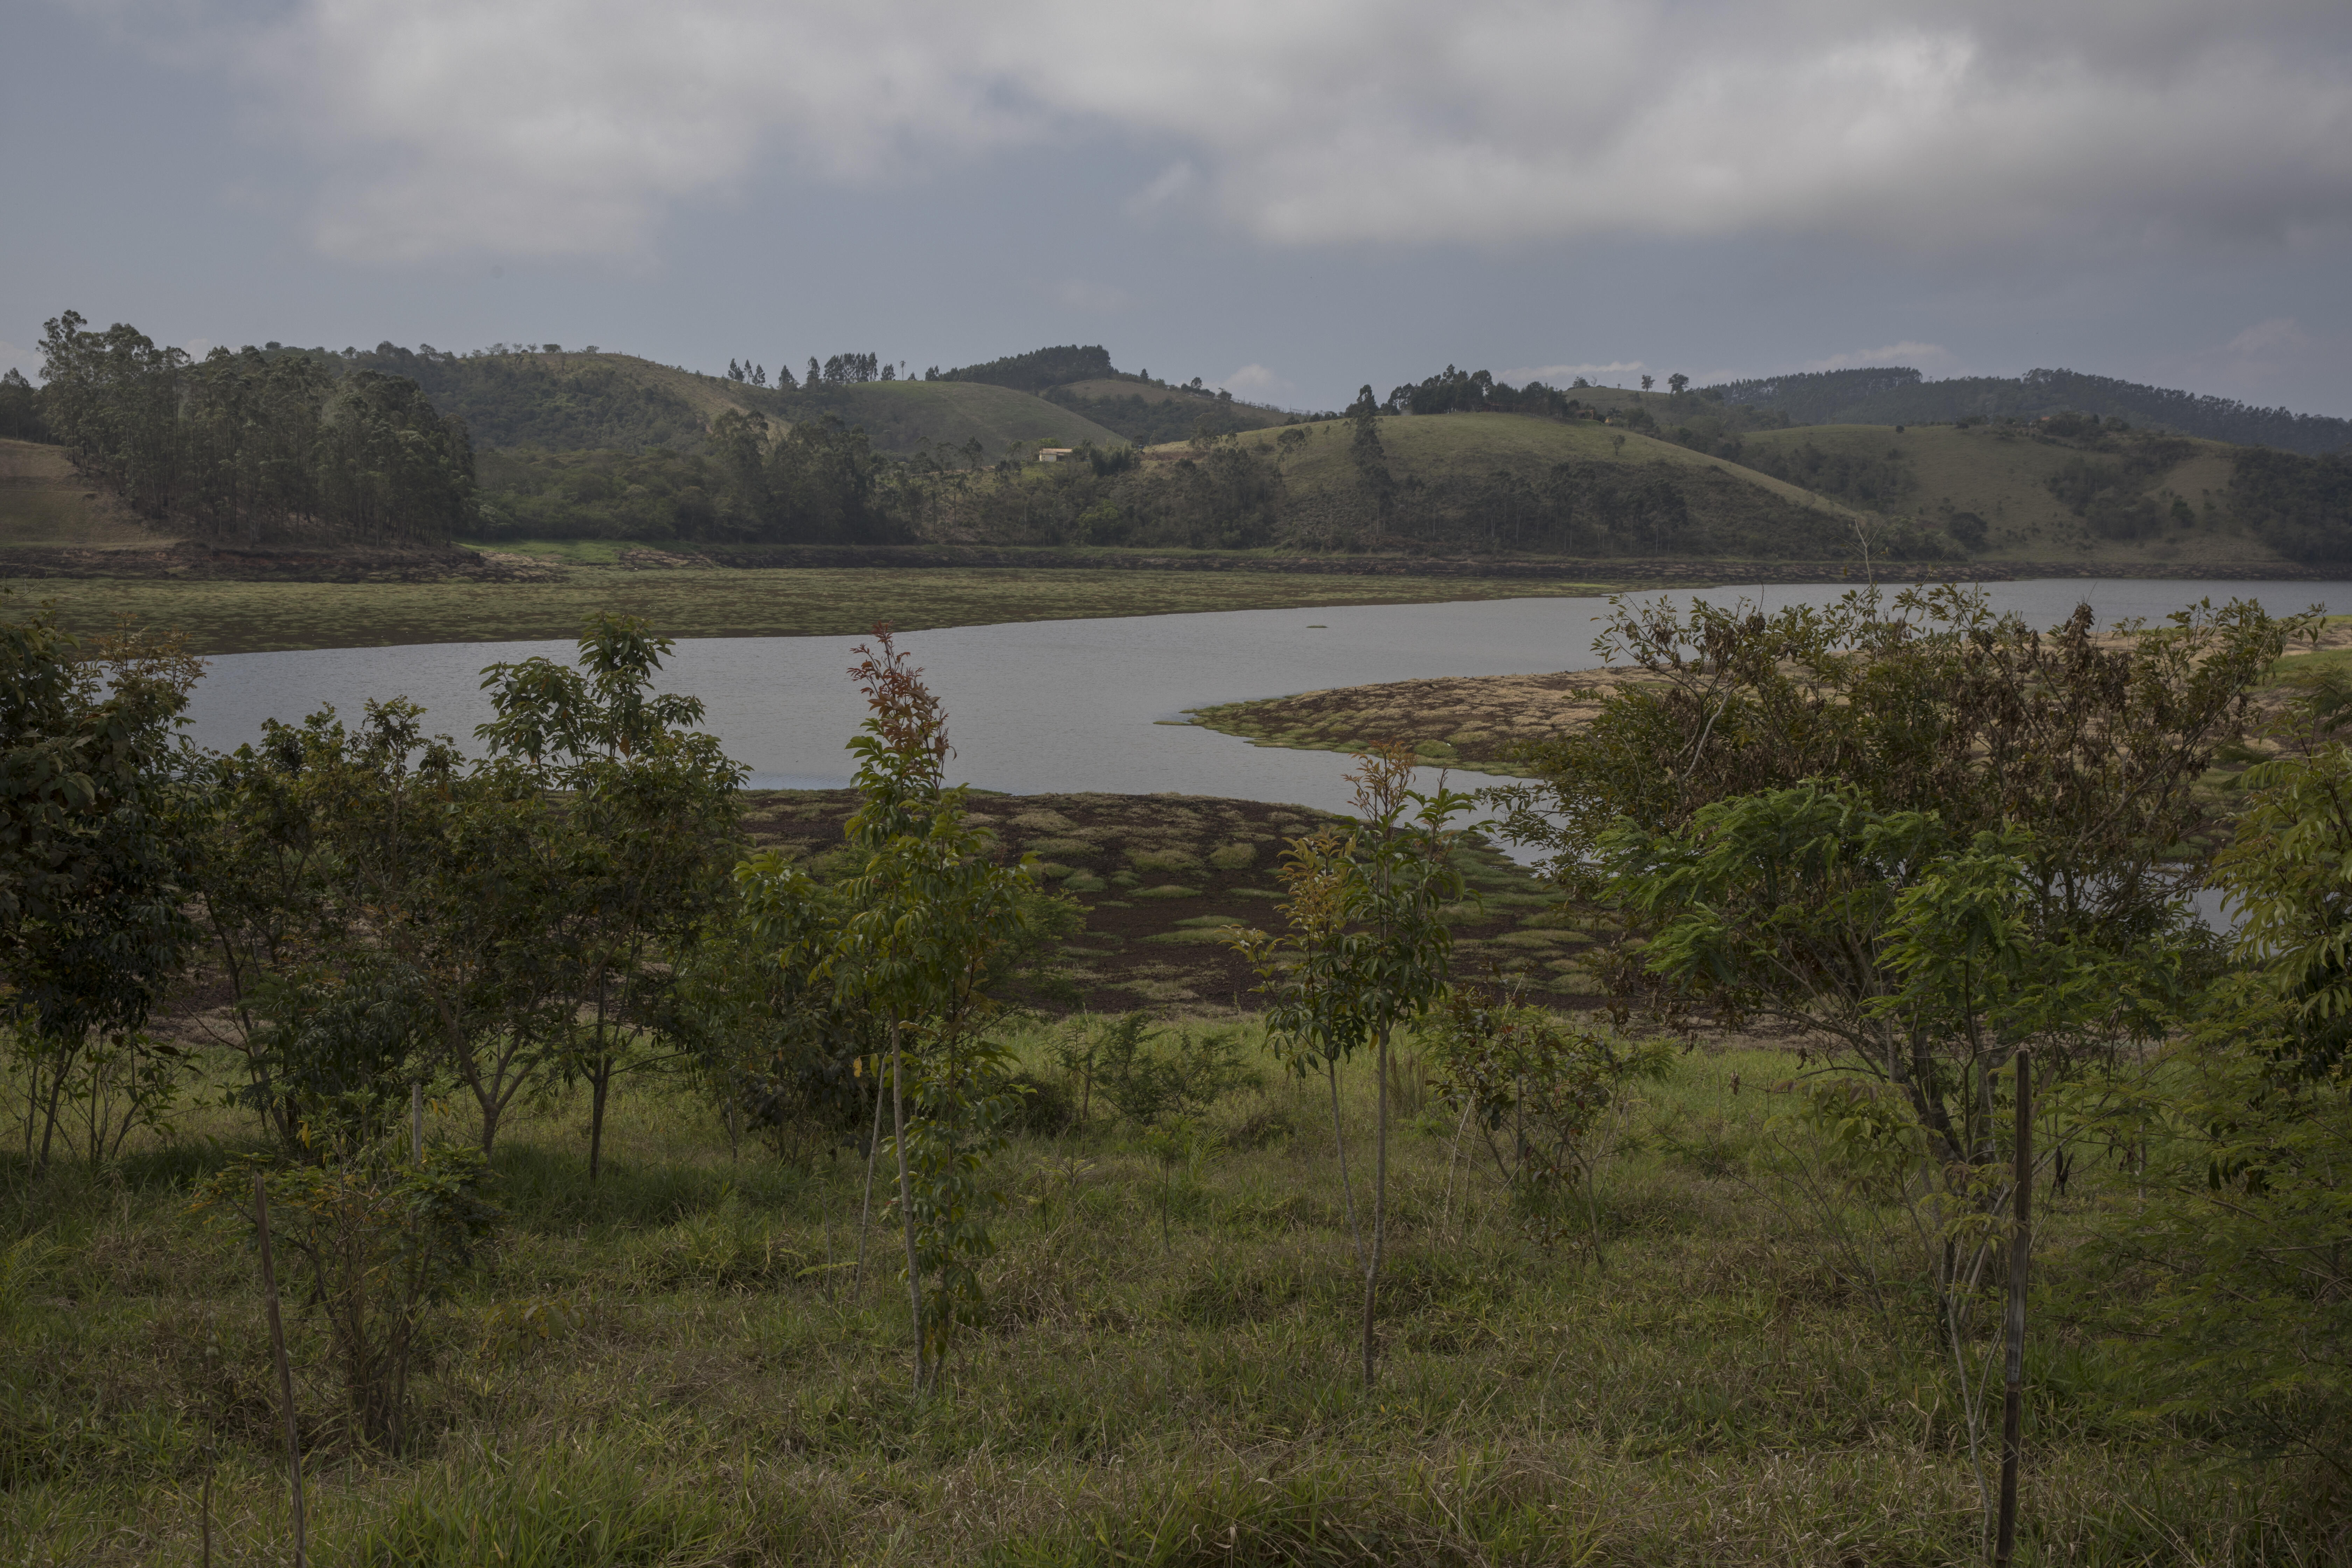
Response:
6,1027,2333,1566
5,567,1624,657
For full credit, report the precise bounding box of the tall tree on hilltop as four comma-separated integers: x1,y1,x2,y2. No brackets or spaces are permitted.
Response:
1348,384,1396,535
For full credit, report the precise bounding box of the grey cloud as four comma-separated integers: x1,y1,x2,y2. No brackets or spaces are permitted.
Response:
75,0,2352,263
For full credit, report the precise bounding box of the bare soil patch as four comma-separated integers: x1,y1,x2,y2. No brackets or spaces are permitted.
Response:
1186,668,1651,776
740,789,1592,1012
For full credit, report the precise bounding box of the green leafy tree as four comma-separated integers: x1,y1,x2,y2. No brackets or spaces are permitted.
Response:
1346,384,1396,534
738,627,1062,1391
1495,585,2300,940
288,699,569,1158
1,610,203,1169
1238,743,1471,1385
476,614,746,1179
196,709,422,1155
38,312,474,546
1603,783,2177,1182
2092,743,2352,1474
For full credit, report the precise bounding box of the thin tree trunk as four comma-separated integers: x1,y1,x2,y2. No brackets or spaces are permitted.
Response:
851,1062,887,1300
253,1174,307,1568
588,981,614,1181
1328,1059,1363,1271
410,1080,423,1163
1441,1096,1476,1239
587,1054,613,1182
1360,1028,1391,1388
34,1044,73,1171
889,1022,927,1394
1997,1049,2032,1567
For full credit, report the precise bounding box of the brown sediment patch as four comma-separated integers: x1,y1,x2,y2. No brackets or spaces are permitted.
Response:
738,788,1587,1014
1185,668,1652,776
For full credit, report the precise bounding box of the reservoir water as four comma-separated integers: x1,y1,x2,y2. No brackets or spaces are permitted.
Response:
183,578,2352,819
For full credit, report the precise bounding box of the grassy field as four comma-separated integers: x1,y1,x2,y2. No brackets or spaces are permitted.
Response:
1734,425,2265,566
1055,380,1295,432
0,440,180,550
534,353,770,425
4,566,1626,657
812,381,1127,456
7,1016,2333,1566
1226,412,1871,524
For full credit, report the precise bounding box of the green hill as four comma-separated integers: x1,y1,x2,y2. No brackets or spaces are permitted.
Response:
1218,411,1924,559
342,347,758,450
1708,365,2352,456
1044,380,1293,445
1730,422,2272,566
342,346,1124,460
932,343,1125,393
793,379,1125,456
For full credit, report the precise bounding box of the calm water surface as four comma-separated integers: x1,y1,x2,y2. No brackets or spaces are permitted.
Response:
183,579,2352,818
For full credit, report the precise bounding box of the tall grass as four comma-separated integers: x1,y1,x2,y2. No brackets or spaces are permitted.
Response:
1,1025,2344,1565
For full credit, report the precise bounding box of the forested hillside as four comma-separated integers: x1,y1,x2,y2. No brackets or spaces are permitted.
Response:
1708,365,2352,455
785,379,1125,456
930,343,1125,392
33,313,476,546
13,320,2350,560
343,344,725,449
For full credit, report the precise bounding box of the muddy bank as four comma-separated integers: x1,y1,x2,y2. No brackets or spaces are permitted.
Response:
6,534,2333,585
0,540,560,583
740,789,1590,1015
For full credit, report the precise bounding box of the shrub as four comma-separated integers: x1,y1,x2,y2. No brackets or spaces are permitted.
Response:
195,1144,499,1451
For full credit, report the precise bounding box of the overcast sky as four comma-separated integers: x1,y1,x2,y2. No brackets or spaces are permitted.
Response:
7,0,2351,414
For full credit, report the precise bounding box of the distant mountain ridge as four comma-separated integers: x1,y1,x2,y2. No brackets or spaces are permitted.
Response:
1706,366,2352,456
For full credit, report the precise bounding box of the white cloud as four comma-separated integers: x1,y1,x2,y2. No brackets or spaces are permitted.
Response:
1214,363,1294,400
98,0,2352,260
1799,340,1955,373
2225,316,2313,356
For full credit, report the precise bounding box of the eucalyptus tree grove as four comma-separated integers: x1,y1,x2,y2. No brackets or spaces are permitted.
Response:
36,312,476,545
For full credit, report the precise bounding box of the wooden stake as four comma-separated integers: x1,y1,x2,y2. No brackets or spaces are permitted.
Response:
1996,1049,2031,1567
253,1171,308,1568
